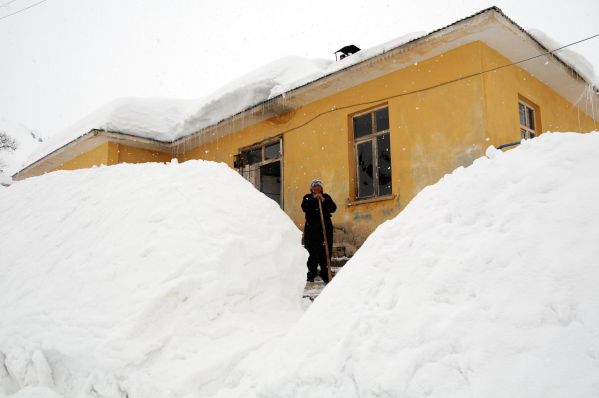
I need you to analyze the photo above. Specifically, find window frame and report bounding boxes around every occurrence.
[236,136,284,207]
[351,105,392,200]
[518,99,537,140]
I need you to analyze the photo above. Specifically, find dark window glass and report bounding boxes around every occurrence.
[377,133,392,196]
[357,141,374,198]
[353,113,372,139]
[526,107,535,129]
[264,141,280,160]
[520,128,527,139]
[375,108,389,132]
[246,148,262,165]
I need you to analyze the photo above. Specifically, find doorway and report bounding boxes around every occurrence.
[235,138,283,207]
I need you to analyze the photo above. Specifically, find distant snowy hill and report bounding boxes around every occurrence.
[0,116,45,184]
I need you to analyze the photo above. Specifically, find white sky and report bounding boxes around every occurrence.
[1,0,598,138]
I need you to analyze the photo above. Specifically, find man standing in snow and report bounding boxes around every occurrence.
[302,179,336,283]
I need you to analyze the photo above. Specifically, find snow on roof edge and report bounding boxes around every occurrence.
[175,6,597,143]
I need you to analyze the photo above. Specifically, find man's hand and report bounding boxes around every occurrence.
[313,193,324,202]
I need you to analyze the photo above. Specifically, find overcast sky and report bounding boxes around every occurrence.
[1,0,598,138]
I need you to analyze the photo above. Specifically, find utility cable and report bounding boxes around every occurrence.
[0,0,50,21]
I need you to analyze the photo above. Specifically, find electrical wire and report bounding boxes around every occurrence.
[0,0,50,21]
[274,32,599,136]
[0,0,24,8]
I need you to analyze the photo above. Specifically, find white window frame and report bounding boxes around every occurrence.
[519,100,537,140]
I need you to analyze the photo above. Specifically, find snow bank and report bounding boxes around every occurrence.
[0,160,307,398]
[223,132,599,398]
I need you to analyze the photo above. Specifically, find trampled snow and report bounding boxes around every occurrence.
[0,160,307,398]
[215,132,599,398]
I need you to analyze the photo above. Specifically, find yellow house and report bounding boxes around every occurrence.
[14,7,598,253]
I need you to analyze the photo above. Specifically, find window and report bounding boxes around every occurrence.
[352,107,392,199]
[234,139,283,207]
[519,100,537,139]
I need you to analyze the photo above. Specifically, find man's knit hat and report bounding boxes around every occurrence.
[310,179,323,189]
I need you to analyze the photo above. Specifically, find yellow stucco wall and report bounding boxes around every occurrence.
[481,45,598,141]
[117,144,173,164]
[180,42,492,244]
[52,142,115,172]
[53,142,171,172]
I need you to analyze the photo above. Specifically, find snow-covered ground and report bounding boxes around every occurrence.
[0,160,306,398]
[1,132,598,397]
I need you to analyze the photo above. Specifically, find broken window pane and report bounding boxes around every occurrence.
[354,113,372,138]
[246,148,262,165]
[264,141,280,160]
[357,141,374,198]
[375,108,389,132]
[377,133,392,196]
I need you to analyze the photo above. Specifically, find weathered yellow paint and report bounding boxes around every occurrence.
[180,42,490,244]
[52,142,172,172]
[52,142,115,172]
[49,40,597,246]
[117,144,173,164]
[481,44,598,140]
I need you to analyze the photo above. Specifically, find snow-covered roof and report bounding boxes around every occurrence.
[16,7,599,179]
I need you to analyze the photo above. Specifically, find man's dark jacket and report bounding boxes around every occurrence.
[301,193,336,248]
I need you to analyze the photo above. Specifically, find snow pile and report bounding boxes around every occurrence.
[0,117,45,184]
[529,29,599,88]
[222,132,599,398]
[0,160,307,398]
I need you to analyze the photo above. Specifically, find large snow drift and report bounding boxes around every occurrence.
[221,132,599,398]
[0,160,307,398]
